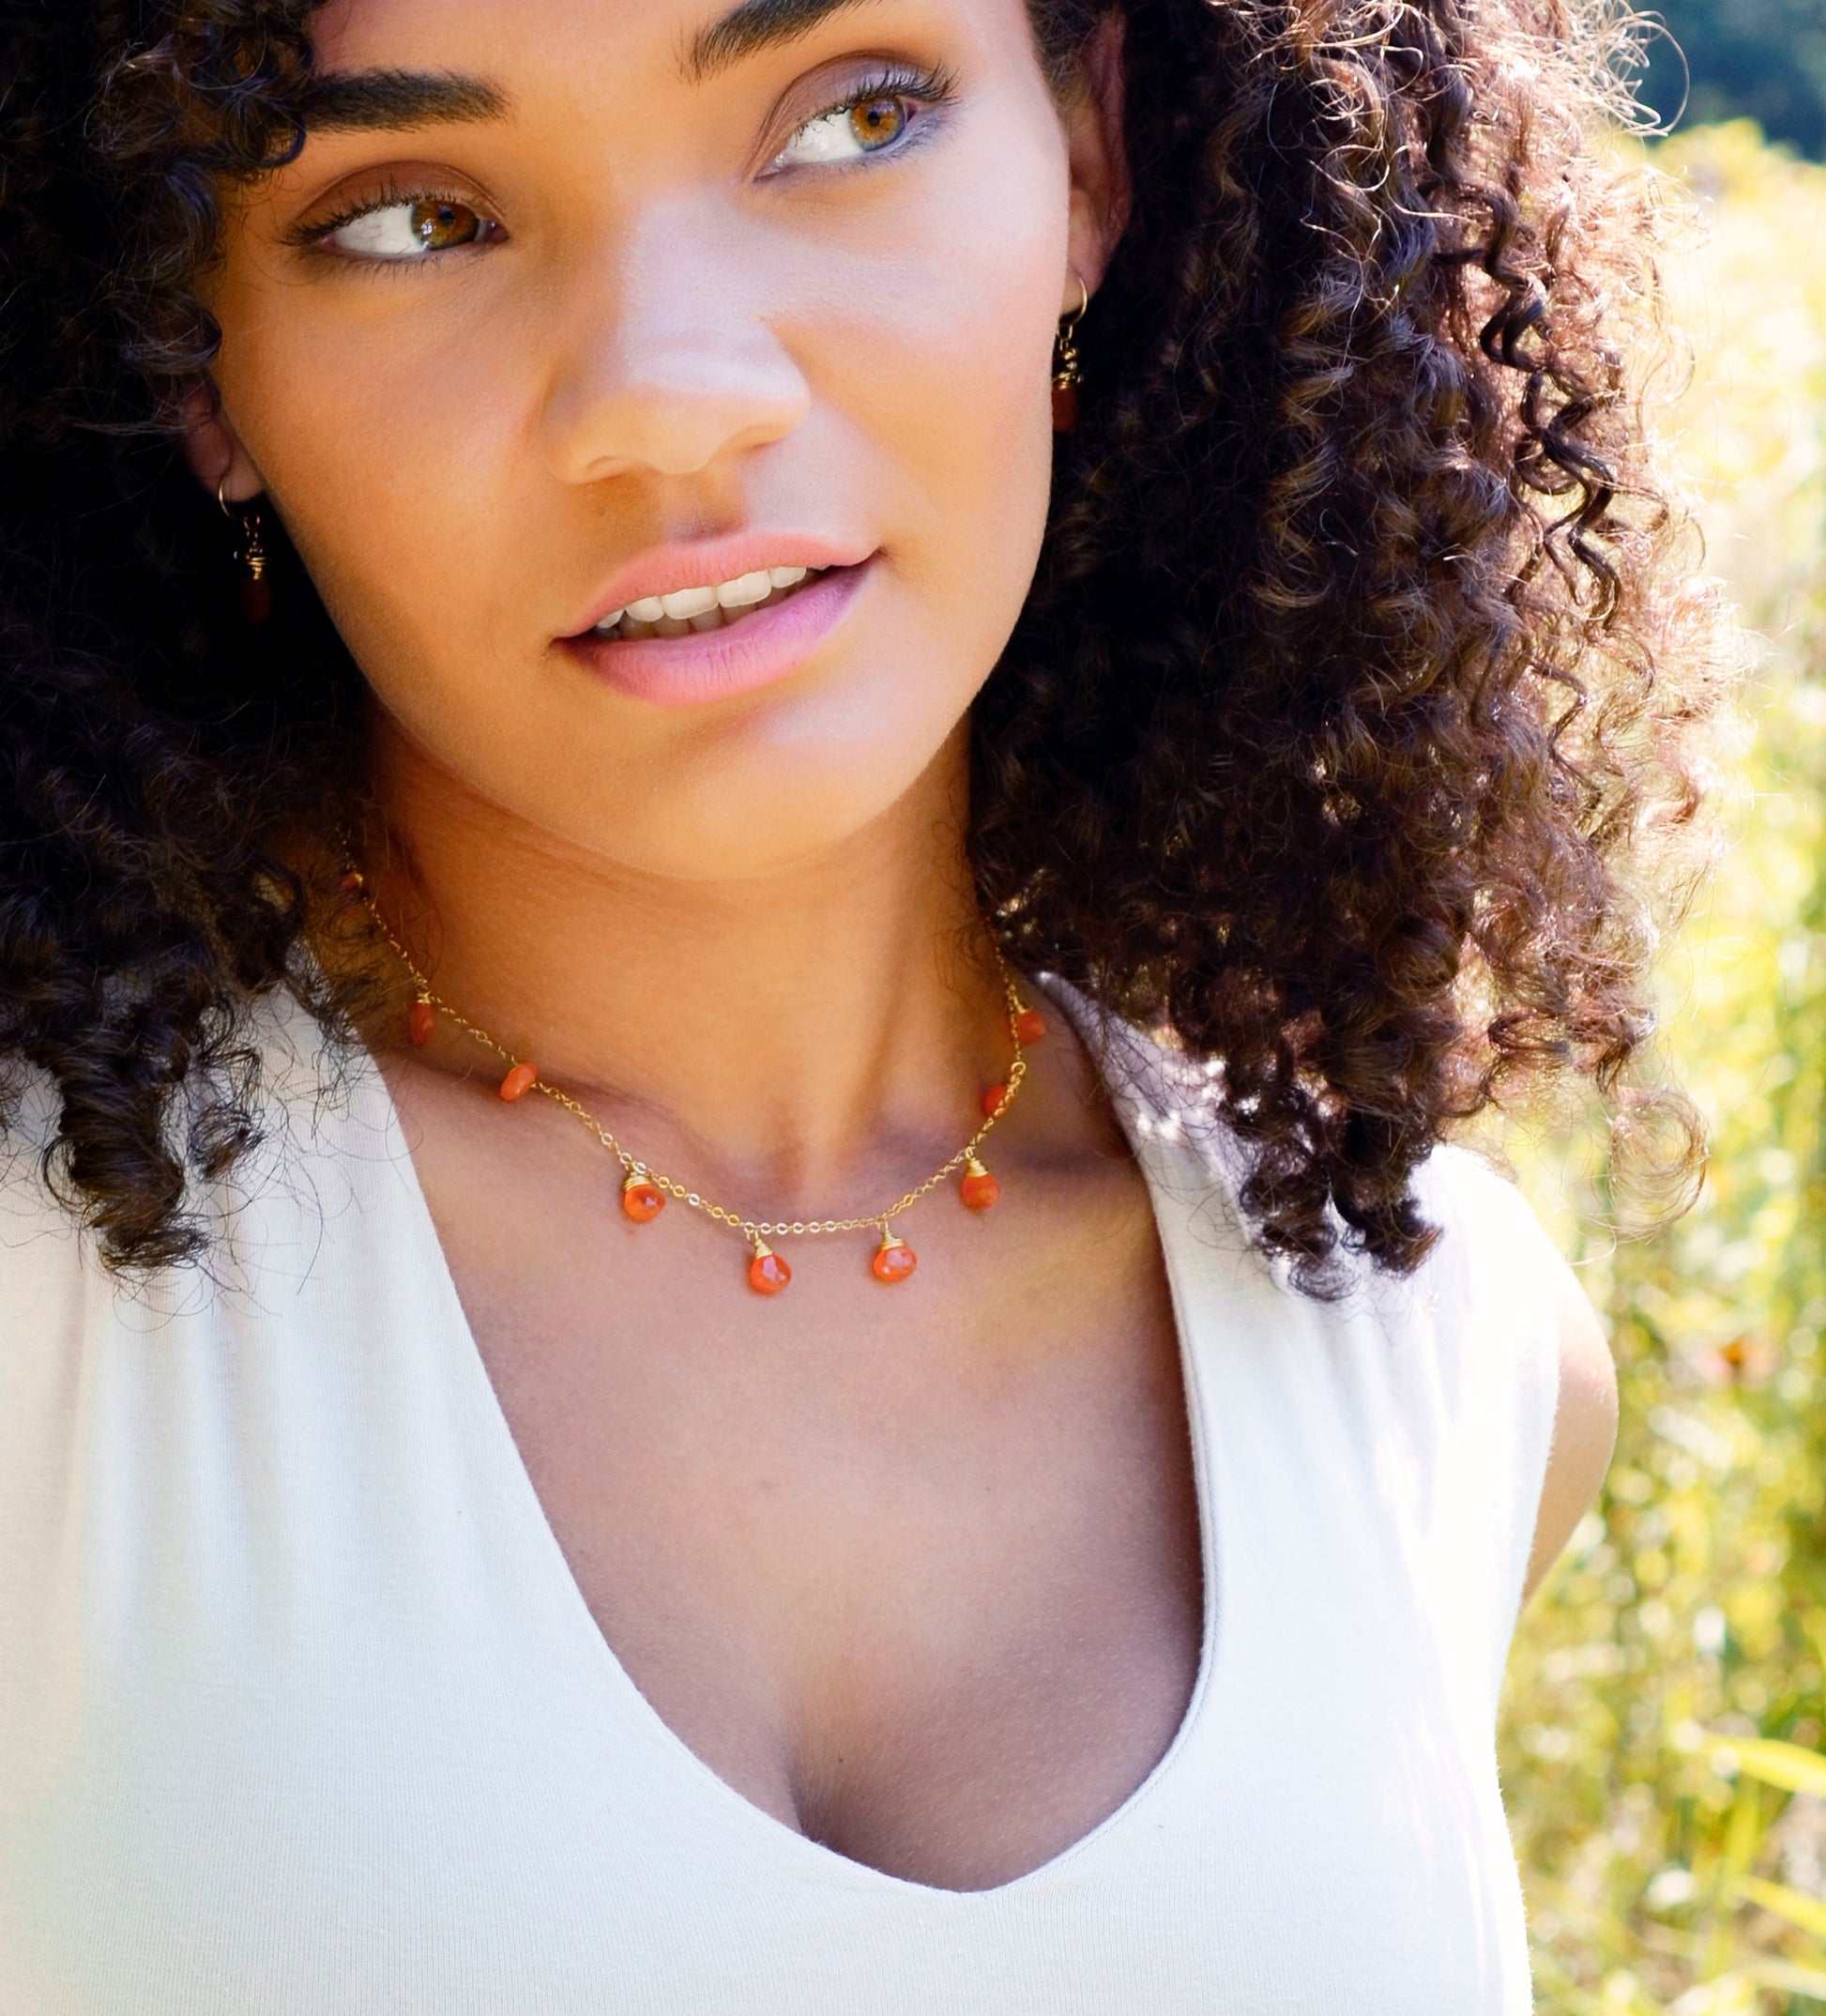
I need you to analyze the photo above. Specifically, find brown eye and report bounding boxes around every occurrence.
[409,199,484,250]
[771,79,937,172]
[846,97,906,152]
[317,193,503,262]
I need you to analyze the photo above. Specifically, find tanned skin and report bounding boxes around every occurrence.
[186,0,1612,1892]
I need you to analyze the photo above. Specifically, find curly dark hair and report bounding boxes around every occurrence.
[0,0,1721,1283]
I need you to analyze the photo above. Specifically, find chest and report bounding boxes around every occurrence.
[410,1089,1205,1892]
[0,1073,1537,2014]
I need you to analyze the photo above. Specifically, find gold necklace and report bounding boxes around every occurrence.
[350,876,1044,1295]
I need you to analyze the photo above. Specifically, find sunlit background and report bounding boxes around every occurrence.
[1496,14,1826,2007]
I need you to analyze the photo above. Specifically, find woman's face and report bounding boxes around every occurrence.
[201,0,1120,880]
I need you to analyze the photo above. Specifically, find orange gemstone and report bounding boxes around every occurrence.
[749,1246,792,1295]
[960,1161,1000,1211]
[621,1175,664,1223]
[981,1084,1008,1119]
[872,1235,918,1284]
[1015,1007,1047,1046]
[407,1000,436,1048]
[498,1061,539,1103]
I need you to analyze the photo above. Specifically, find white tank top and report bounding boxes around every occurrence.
[0,989,1557,2014]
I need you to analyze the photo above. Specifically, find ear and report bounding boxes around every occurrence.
[178,386,266,505]
[1061,11,1131,310]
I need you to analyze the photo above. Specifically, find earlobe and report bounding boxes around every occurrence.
[178,385,265,506]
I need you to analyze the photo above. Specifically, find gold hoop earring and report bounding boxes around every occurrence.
[218,477,272,624]
[1052,276,1089,435]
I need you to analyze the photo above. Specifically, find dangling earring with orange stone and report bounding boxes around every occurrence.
[219,476,272,623]
[1052,277,1088,434]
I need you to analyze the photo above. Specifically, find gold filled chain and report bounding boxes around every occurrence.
[350,875,1039,1291]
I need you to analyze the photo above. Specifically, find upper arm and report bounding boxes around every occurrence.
[1520,1252,1616,1602]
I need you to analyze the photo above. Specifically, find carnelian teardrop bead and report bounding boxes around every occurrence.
[749,1241,792,1295]
[406,999,436,1048]
[871,1231,918,1284]
[1015,1007,1047,1046]
[981,1083,1008,1119]
[960,1156,1000,1212]
[621,1171,665,1223]
[498,1061,540,1103]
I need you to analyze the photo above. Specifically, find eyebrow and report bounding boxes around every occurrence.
[686,0,880,83]
[299,69,510,133]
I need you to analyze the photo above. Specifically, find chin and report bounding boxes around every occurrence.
[557,697,968,883]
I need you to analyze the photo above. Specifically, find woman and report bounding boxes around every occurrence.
[0,0,1713,2008]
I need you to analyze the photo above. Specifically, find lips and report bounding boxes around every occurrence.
[564,533,876,642]
[559,555,875,709]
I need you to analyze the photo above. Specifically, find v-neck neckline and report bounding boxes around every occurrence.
[354,1003,1226,1905]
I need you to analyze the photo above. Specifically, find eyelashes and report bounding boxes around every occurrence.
[289,60,961,265]
[766,62,959,176]
[296,185,503,260]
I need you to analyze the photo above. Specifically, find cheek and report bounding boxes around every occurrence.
[716,173,1065,857]
[213,284,531,683]
[809,147,1070,641]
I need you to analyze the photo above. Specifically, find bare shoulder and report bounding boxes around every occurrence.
[1522,1254,1616,1601]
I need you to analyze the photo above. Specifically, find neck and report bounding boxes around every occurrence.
[360,720,1012,1213]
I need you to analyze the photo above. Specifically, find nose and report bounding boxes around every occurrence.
[539,203,812,484]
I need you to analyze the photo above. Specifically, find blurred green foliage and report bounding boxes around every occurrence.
[1639,0,1826,160]
[1499,123,1826,2014]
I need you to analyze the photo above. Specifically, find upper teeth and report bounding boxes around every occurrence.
[596,565,814,634]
